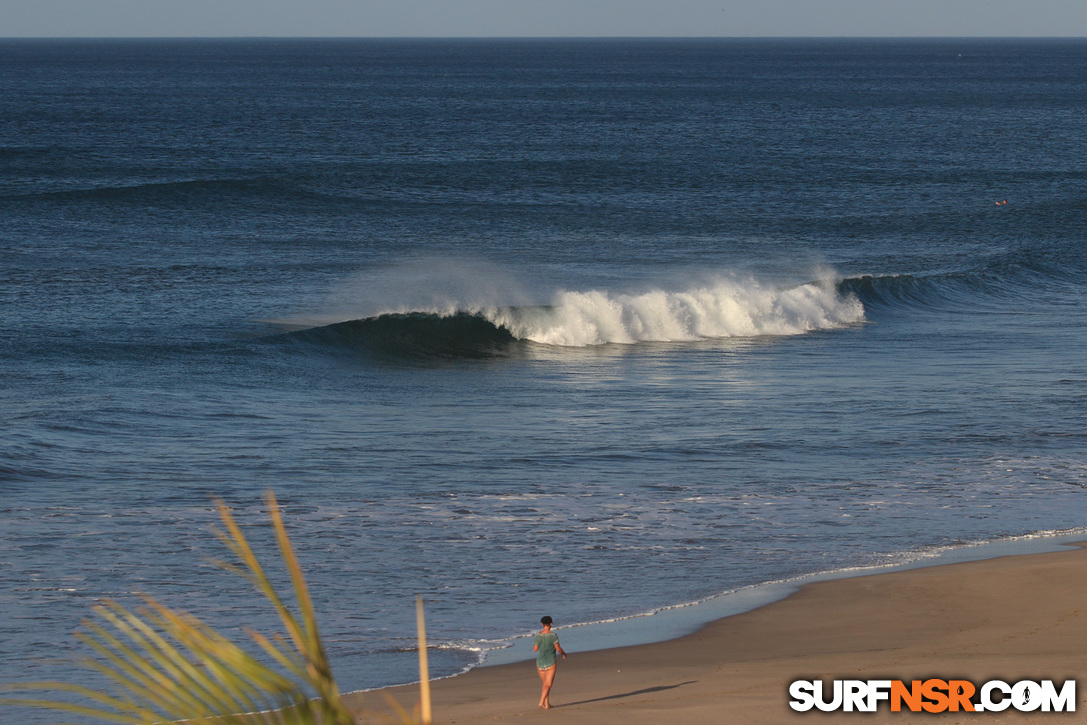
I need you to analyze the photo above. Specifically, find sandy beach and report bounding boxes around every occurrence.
[350,543,1087,723]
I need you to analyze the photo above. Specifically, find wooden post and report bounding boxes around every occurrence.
[416,597,432,725]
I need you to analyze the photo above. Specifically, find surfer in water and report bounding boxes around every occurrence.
[533,616,566,709]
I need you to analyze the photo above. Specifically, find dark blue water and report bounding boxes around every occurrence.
[3,38,1087,719]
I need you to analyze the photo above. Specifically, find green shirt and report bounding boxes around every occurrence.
[534,632,560,668]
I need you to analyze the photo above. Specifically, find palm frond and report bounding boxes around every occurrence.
[0,490,368,725]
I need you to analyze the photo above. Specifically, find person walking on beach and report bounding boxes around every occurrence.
[533,616,566,709]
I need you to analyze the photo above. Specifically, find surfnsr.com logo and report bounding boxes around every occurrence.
[789,679,1076,713]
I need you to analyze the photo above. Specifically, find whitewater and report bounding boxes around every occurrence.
[489,276,864,345]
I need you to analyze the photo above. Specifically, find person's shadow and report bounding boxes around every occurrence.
[555,681,697,708]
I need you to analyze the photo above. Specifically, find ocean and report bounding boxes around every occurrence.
[2,37,1086,719]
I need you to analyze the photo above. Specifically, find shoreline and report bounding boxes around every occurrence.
[348,533,1087,723]
[479,529,1087,669]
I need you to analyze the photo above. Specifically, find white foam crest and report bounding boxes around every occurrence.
[489,276,865,347]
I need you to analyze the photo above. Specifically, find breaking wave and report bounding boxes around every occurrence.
[488,277,864,346]
[283,275,866,357]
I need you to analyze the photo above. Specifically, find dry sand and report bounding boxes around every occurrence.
[348,543,1087,723]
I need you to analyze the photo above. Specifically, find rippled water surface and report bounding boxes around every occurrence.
[2,39,1087,719]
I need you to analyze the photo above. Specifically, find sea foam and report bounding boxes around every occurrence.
[485,276,865,347]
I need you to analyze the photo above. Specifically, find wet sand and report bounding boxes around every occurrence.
[348,542,1087,723]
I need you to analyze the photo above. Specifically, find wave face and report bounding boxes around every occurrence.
[285,275,866,355]
[838,244,1087,314]
[838,274,949,311]
[288,311,518,358]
